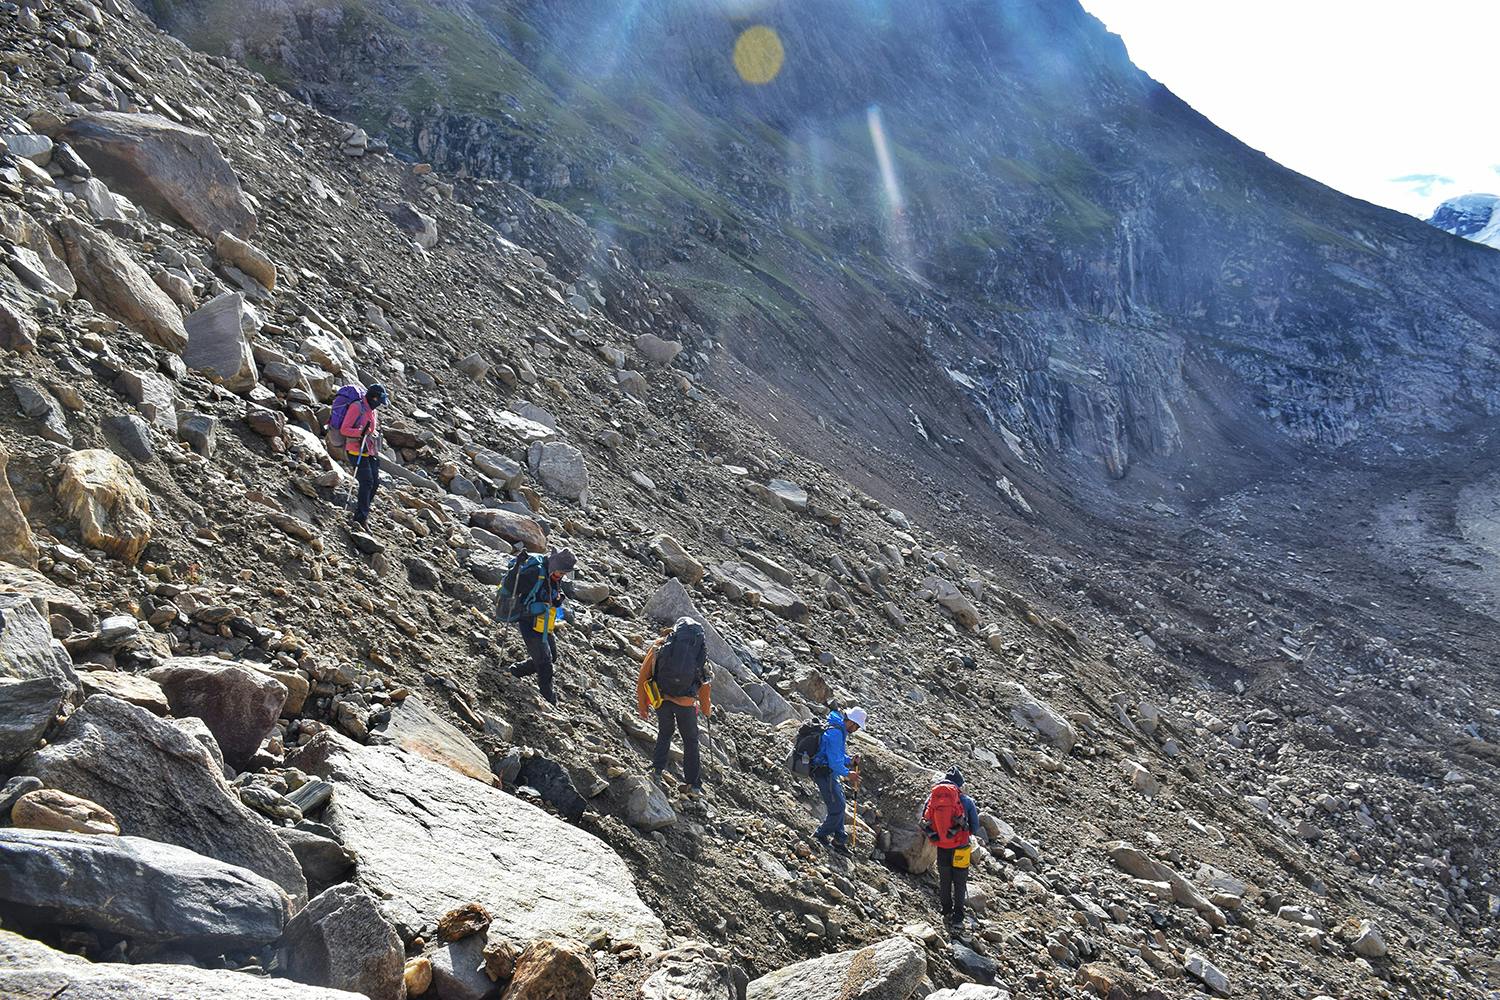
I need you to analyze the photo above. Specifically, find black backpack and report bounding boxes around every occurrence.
[496,554,546,623]
[653,620,707,698]
[788,720,829,777]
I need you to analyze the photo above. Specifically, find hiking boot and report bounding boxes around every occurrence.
[829,839,850,856]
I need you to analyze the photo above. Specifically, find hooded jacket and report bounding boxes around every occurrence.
[813,709,854,777]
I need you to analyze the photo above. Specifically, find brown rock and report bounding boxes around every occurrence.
[55,218,187,352]
[482,938,517,982]
[506,939,595,1000]
[79,670,169,713]
[0,299,38,354]
[54,449,152,564]
[469,508,546,553]
[437,901,491,942]
[213,231,276,290]
[58,112,256,239]
[0,447,39,569]
[11,788,120,835]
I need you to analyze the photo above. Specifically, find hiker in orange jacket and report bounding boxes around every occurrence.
[635,618,711,794]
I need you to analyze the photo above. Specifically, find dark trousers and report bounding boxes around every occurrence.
[511,621,557,704]
[937,846,969,923]
[813,769,846,843]
[349,453,379,523]
[652,701,701,787]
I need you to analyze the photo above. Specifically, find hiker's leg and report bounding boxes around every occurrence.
[535,641,555,704]
[937,848,954,914]
[514,622,546,677]
[953,860,969,924]
[651,704,677,774]
[813,771,838,839]
[355,455,378,522]
[679,705,701,787]
[828,776,847,842]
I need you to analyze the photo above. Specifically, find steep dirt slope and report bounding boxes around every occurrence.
[0,2,1497,999]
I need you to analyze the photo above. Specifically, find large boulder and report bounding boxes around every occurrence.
[57,112,256,239]
[526,441,588,502]
[0,928,364,999]
[289,732,664,946]
[651,535,705,585]
[146,657,288,769]
[0,447,38,568]
[999,682,1077,754]
[1106,841,1225,929]
[55,218,187,352]
[54,449,152,564]
[278,884,405,1000]
[634,333,684,366]
[746,937,925,1000]
[0,829,289,953]
[382,202,438,249]
[643,579,738,668]
[19,694,307,903]
[0,594,77,767]
[713,562,807,621]
[369,694,493,785]
[274,826,356,895]
[469,508,546,553]
[184,292,259,393]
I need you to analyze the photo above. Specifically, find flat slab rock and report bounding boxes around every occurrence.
[0,928,364,999]
[290,732,665,947]
[369,694,494,785]
[0,829,289,954]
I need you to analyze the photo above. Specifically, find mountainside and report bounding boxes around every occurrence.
[145,0,1500,500]
[2,1,1500,1000]
[1430,194,1500,250]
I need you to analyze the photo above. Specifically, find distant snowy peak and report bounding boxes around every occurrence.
[1428,193,1500,249]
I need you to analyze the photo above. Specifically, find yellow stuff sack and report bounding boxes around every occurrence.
[952,845,972,869]
[645,678,664,710]
[532,608,558,633]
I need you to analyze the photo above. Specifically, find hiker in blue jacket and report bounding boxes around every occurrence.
[812,706,868,854]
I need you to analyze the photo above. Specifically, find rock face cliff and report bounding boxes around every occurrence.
[147,0,1500,491]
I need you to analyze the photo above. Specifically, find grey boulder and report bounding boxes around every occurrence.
[0,829,288,953]
[0,593,77,767]
[0,928,364,999]
[147,657,288,769]
[184,292,259,393]
[19,694,307,903]
[279,884,405,1000]
[289,732,664,947]
[369,694,493,785]
[746,937,925,1000]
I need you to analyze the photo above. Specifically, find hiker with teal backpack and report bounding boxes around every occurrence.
[635,617,712,796]
[809,706,868,854]
[921,766,981,931]
[497,548,576,706]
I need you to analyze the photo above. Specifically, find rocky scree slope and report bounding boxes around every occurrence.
[143,0,1500,501]
[0,2,1498,1000]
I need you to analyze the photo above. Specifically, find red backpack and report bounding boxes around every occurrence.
[922,783,970,849]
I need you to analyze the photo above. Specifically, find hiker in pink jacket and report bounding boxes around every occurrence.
[338,383,387,529]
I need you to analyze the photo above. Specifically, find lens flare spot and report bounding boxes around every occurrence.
[733,25,784,85]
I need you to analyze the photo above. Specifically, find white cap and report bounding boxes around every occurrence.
[846,707,868,729]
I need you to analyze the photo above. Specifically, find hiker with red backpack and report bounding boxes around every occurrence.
[330,383,388,530]
[921,766,981,931]
[635,617,712,795]
[497,547,576,706]
[809,706,868,854]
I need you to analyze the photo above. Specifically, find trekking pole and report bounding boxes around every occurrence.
[343,451,363,517]
[849,764,860,849]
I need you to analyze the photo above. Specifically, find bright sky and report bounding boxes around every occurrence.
[1079,0,1500,219]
